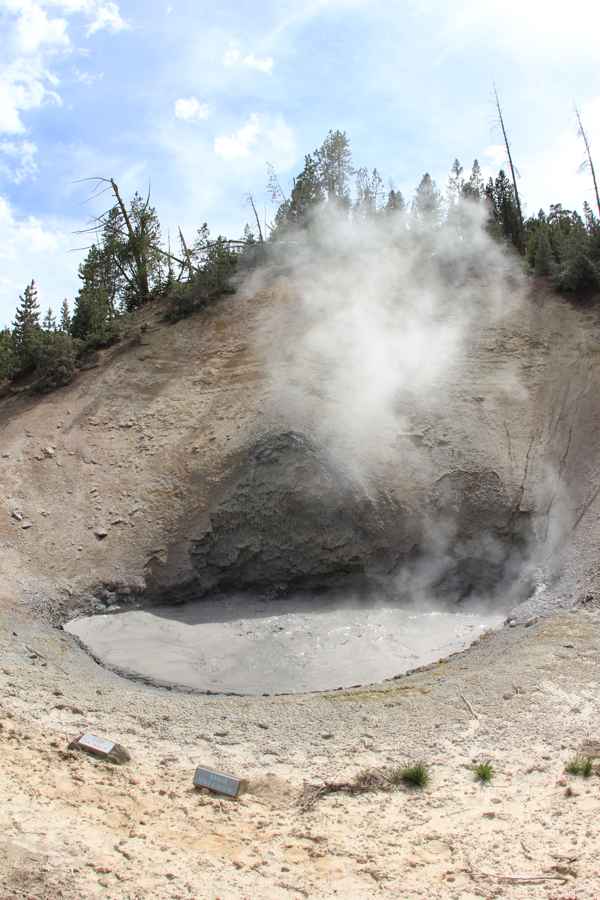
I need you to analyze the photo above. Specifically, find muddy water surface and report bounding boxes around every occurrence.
[66,596,505,694]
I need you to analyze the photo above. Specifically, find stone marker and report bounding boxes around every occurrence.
[69,733,130,765]
[193,765,246,798]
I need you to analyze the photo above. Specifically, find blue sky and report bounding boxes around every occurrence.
[1,0,599,324]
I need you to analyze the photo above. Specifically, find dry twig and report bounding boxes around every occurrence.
[460,693,479,719]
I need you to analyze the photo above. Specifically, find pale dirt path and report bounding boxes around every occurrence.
[1,602,599,899]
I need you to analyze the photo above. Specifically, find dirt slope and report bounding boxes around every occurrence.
[2,281,600,609]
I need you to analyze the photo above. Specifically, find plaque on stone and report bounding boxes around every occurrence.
[193,765,246,797]
[69,733,131,764]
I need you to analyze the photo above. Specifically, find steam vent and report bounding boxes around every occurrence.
[2,26,600,887]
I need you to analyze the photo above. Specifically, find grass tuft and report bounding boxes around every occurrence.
[391,762,430,789]
[565,755,593,778]
[473,761,494,783]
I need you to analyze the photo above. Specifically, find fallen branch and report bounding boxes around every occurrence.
[460,693,479,720]
[299,769,394,811]
[467,867,568,885]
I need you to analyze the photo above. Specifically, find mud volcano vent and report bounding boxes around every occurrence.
[66,432,535,695]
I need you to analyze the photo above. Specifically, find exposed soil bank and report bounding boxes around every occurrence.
[65,595,505,694]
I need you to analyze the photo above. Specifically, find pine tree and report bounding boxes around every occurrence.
[43,306,57,332]
[355,167,385,218]
[71,247,116,346]
[93,183,165,312]
[59,299,71,334]
[0,328,15,381]
[412,173,442,226]
[314,130,354,208]
[554,227,600,292]
[71,288,113,345]
[487,170,522,249]
[271,154,324,236]
[385,189,406,214]
[13,280,41,372]
[447,158,464,206]
[462,159,484,201]
[288,154,323,226]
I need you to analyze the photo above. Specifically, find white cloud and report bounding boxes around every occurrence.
[174,96,210,122]
[41,0,129,32]
[214,113,296,169]
[243,53,274,74]
[0,59,62,134]
[12,2,70,53]
[223,43,274,74]
[483,144,506,168]
[0,78,28,134]
[0,193,79,326]
[428,0,600,62]
[0,138,38,182]
[0,1,126,135]
[72,65,103,84]
[214,113,262,160]
[86,2,128,36]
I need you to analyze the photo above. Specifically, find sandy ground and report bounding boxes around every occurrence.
[1,599,600,899]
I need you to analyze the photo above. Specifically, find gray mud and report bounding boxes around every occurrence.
[65,595,504,694]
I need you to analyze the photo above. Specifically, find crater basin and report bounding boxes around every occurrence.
[65,595,505,695]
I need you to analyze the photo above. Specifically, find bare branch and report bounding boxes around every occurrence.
[178,227,195,278]
[266,162,288,203]
[247,193,264,243]
[575,104,600,217]
[493,85,524,245]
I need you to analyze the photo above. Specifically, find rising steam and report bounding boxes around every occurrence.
[242,199,558,608]
[248,200,527,469]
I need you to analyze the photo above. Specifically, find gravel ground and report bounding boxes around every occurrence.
[1,598,600,899]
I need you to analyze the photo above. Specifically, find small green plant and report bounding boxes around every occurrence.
[473,761,494,783]
[391,763,430,789]
[565,755,593,778]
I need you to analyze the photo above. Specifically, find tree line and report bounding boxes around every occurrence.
[1,122,599,392]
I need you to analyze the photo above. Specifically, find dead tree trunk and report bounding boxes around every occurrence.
[494,86,524,248]
[247,193,264,243]
[178,227,195,279]
[575,105,600,218]
[110,178,150,303]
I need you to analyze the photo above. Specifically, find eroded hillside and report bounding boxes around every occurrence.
[1,279,600,616]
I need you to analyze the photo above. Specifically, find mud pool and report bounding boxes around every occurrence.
[65,596,505,694]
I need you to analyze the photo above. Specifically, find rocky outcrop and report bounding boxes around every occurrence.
[189,431,414,596]
[184,433,532,604]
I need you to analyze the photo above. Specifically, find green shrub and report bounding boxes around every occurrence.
[554,233,600,292]
[0,329,17,382]
[565,756,593,778]
[164,283,203,322]
[34,332,77,392]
